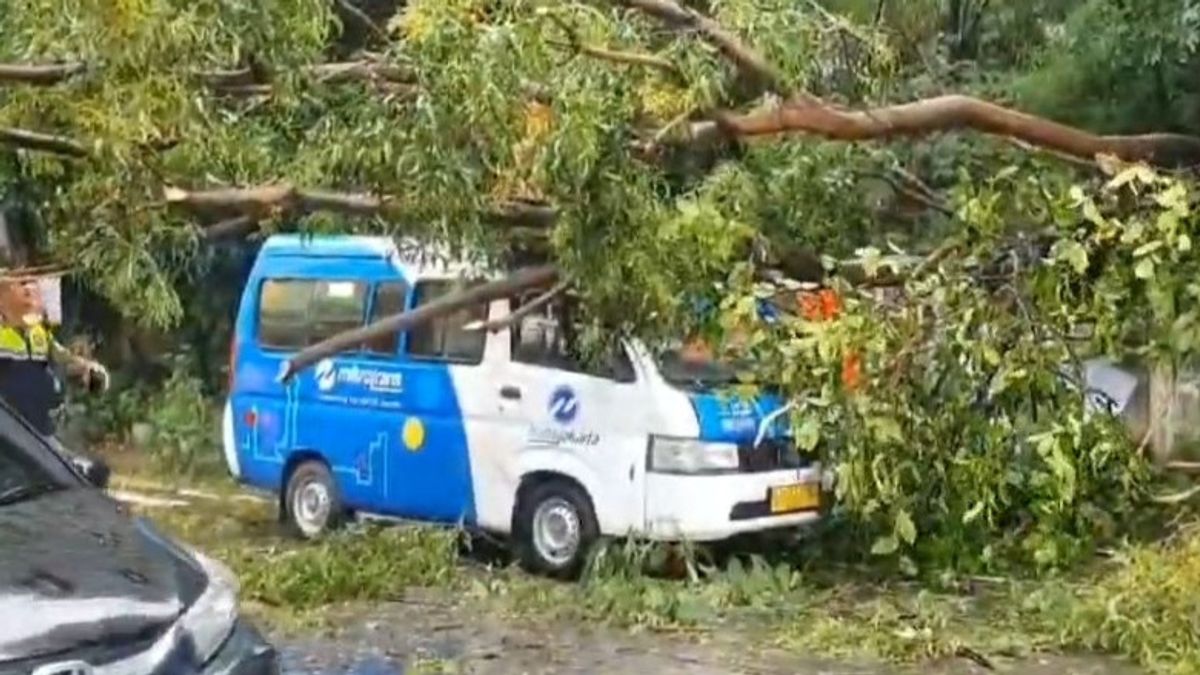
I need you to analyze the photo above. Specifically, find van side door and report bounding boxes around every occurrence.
[471,296,652,536]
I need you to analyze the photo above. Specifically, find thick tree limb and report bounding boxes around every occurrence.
[489,200,559,228]
[0,62,86,85]
[0,127,88,157]
[618,0,786,95]
[711,95,1200,169]
[201,216,259,241]
[465,279,570,333]
[282,265,561,379]
[166,184,561,228]
[198,59,415,96]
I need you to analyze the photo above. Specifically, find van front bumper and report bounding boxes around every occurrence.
[642,466,823,541]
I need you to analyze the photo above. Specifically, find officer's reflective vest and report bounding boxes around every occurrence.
[0,323,51,362]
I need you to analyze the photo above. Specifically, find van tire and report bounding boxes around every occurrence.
[513,479,599,579]
[283,460,344,539]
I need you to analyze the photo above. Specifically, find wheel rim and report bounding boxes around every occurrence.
[292,477,331,537]
[531,497,581,567]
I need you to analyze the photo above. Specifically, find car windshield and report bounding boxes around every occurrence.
[656,343,741,389]
[0,410,70,507]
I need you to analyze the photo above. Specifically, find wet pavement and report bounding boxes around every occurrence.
[270,601,1143,675]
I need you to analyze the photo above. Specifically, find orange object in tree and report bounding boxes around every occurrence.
[797,287,863,392]
[841,351,863,392]
[798,288,842,321]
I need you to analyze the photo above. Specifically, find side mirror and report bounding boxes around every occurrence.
[71,454,111,490]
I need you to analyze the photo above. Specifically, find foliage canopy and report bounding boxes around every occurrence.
[5,0,1200,574]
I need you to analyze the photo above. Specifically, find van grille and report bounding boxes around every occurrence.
[737,438,811,472]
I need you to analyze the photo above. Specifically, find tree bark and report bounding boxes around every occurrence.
[165,184,560,228]
[0,62,86,85]
[0,127,88,157]
[282,265,561,379]
[711,95,1200,168]
[466,279,569,333]
[201,216,259,241]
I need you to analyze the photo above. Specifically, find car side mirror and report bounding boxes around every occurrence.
[72,454,111,490]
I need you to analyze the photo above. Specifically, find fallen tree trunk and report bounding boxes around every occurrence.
[0,126,89,157]
[281,265,561,379]
[165,184,559,228]
[711,95,1200,169]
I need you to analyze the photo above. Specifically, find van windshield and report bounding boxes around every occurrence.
[656,344,741,389]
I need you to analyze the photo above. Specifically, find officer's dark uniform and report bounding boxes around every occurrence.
[0,322,61,435]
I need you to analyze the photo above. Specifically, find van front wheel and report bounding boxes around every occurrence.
[514,480,598,578]
[284,460,343,539]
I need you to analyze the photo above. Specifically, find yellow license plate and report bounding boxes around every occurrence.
[769,483,820,513]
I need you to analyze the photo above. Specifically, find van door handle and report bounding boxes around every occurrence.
[500,385,522,400]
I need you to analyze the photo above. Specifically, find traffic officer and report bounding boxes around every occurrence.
[0,271,109,437]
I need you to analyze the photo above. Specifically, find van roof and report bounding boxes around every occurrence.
[260,234,398,259]
[258,234,498,279]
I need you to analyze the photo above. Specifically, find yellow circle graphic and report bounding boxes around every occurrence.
[402,417,426,452]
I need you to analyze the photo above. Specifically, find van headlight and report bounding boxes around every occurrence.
[181,551,239,664]
[648,436,740,474]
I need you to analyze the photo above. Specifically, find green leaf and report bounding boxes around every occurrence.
[796,418,821,451]
[871,535,899,556]
[1057,241,1089,275]
[1135,258,1156,280]
[962,500,986,524]
[1081,199,1106,227]
[894,510,917,545]
[1105,164,1156,191]
[1133,240,1164,257]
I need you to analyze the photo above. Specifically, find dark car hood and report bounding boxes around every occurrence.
[0,488,195,662]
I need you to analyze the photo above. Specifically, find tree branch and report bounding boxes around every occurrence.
[282,265,562,379]
[546,13,683,80]
[335,0,390,43]
[711,95,1200,169]
[0,62,86,85]
[868,167,952,215]
[465,279,570,333]
[548,38,684,80]
[201,216,259,241]
[165,184,560,228]
[197,59,416,95]
[0,127,88,157]
[618,0,787,96]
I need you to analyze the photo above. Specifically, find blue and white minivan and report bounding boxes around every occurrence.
[223,235,822,576]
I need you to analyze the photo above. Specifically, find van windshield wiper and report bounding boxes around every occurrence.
[0,482,62,506]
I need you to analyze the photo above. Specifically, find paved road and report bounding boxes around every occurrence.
[271,602,1141,675]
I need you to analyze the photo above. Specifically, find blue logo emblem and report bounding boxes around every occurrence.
[548,385,579,424]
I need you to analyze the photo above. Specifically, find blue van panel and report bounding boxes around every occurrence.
[228,236,477,525]
[689,391,790,444]
[259,234,397,259]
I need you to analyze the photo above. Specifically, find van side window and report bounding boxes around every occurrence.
[258,280,313,349]
[257,278,368,350]
[508,296,635,383]
[363,282,408,355]
[407,279,487,363]
[310,281,368,343]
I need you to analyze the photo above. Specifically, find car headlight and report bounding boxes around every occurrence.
[180,550,239,665]
[648,436,739,474]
